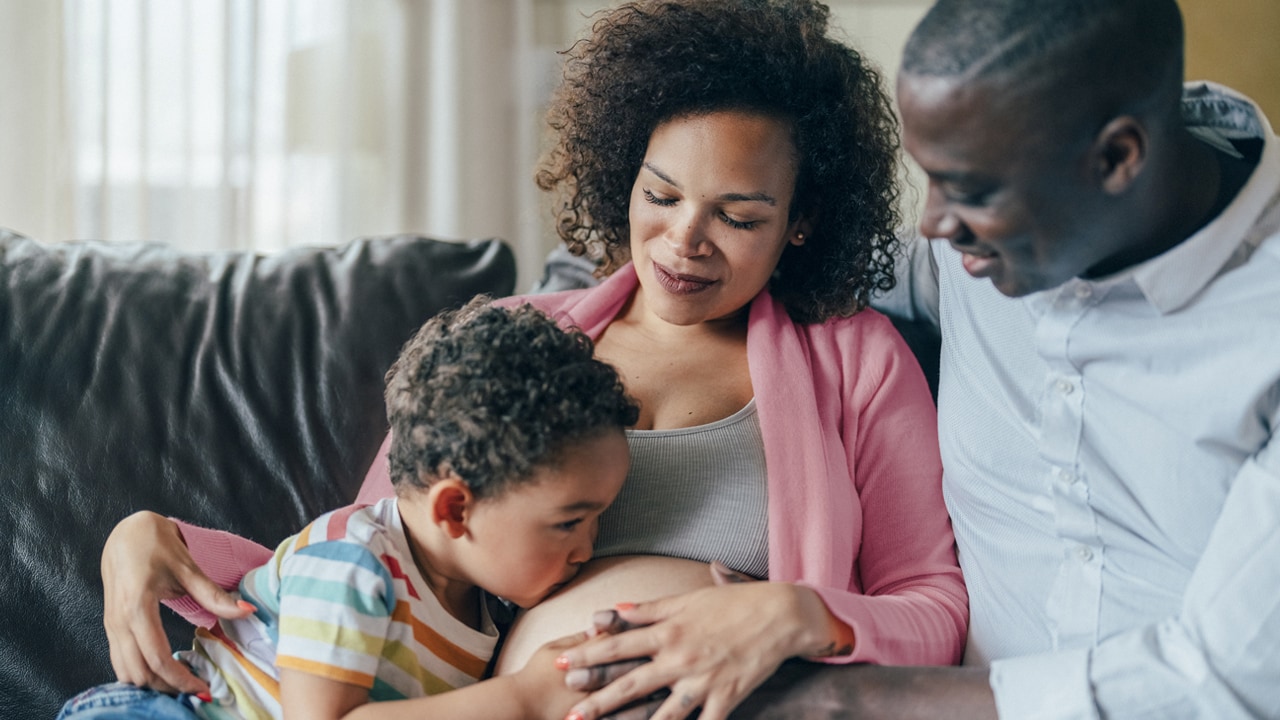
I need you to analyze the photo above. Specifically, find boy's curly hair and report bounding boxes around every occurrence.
[536,0,902,323]
[384,297,639,499]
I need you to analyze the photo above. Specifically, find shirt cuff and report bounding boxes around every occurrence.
[989,648,1098,720]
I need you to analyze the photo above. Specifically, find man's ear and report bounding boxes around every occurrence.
[427,476,474,539]
[1092,116,1147,195]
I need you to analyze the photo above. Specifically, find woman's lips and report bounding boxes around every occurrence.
[652,262,716,295]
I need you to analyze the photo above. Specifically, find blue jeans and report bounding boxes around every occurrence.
[57,682,202,719]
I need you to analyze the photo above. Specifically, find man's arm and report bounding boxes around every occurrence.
[991,435,1280,719]
[735,444,1280,720]
[573,607,994,720]
[731,662,995,720]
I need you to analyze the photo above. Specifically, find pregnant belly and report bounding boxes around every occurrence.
[493,554,716,674]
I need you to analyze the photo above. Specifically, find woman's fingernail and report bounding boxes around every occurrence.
[564,711,586,720]
[195,691,213,702]
[555,654,571,670]
[565,668,590,690]
[615,601,636,611]
[236,600,255,613]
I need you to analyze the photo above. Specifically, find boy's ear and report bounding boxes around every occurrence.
[427,476,474,539]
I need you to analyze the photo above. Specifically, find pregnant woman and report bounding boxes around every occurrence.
[101,2,966,719]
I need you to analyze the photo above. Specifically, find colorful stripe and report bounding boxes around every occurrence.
[323,504,366,542]
[382,554,422,600]
[203,625,281,701]
[275,655,376,688]
[391,600,489,678]
[182,499,496,718]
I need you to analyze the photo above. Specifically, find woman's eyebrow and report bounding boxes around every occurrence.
[642,162,777,206]
[642,161,680,187]
[719,190,776,206]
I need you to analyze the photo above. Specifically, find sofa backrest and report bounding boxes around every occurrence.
[0,229,516,720]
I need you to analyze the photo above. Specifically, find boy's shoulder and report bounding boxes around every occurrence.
[281,498,405,566]
[265,499,424,609]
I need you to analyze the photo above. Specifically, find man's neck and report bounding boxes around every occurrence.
[1162,129,1256,248]
[1086,130,1256,280]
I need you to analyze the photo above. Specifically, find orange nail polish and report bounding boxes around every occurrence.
[565,712,586,720]
[555,654,571,670]
[236,600,255,613]
[615,601,636,611]
[195,691,213,703]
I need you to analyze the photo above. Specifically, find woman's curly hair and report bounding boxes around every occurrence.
[384,297,639,499]
[536,0,902,323]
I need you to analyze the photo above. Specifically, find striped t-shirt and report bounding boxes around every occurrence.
[180,498,498,719]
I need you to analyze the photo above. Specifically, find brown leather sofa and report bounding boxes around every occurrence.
[0,228,940,720]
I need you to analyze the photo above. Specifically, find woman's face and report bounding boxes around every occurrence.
[628,111,806,326]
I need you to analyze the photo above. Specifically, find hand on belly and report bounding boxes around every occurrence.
[494,555,716,675]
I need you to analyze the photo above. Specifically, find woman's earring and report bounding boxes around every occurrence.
[795,231,806,244]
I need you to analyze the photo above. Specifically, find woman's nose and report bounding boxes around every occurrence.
[666,217,711,257]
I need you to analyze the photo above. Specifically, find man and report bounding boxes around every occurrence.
[818,0,1278,717]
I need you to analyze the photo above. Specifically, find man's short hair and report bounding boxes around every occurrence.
[903,0,1182,78]
[902,0,1184,123]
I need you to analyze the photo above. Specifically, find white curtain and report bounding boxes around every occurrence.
[0,0,929,290]
[0,0,560,290]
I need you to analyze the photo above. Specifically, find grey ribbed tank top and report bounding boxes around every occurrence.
[592,399,769,579]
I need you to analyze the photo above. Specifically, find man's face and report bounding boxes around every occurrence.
[898,72,1110,297]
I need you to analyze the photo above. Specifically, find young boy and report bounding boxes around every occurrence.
[60,299,637,720]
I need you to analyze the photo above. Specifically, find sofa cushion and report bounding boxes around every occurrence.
[0,229,515,720]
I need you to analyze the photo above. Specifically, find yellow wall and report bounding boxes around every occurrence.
[1181,0,1280,119]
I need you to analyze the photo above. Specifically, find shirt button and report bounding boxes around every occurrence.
[1075,284,1093,299]
[1056,379,1075,395]
[1056,468,1076,485]
[1076,545,1094,562]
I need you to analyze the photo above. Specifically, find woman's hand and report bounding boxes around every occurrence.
[556,568,840,720]
[101,511,251,694]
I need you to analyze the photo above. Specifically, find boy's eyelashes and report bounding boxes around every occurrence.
[554,518,585,532]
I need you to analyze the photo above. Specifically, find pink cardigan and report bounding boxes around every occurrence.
[176,265,966,665]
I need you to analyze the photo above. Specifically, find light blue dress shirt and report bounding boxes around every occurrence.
[878,83,1280,719]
